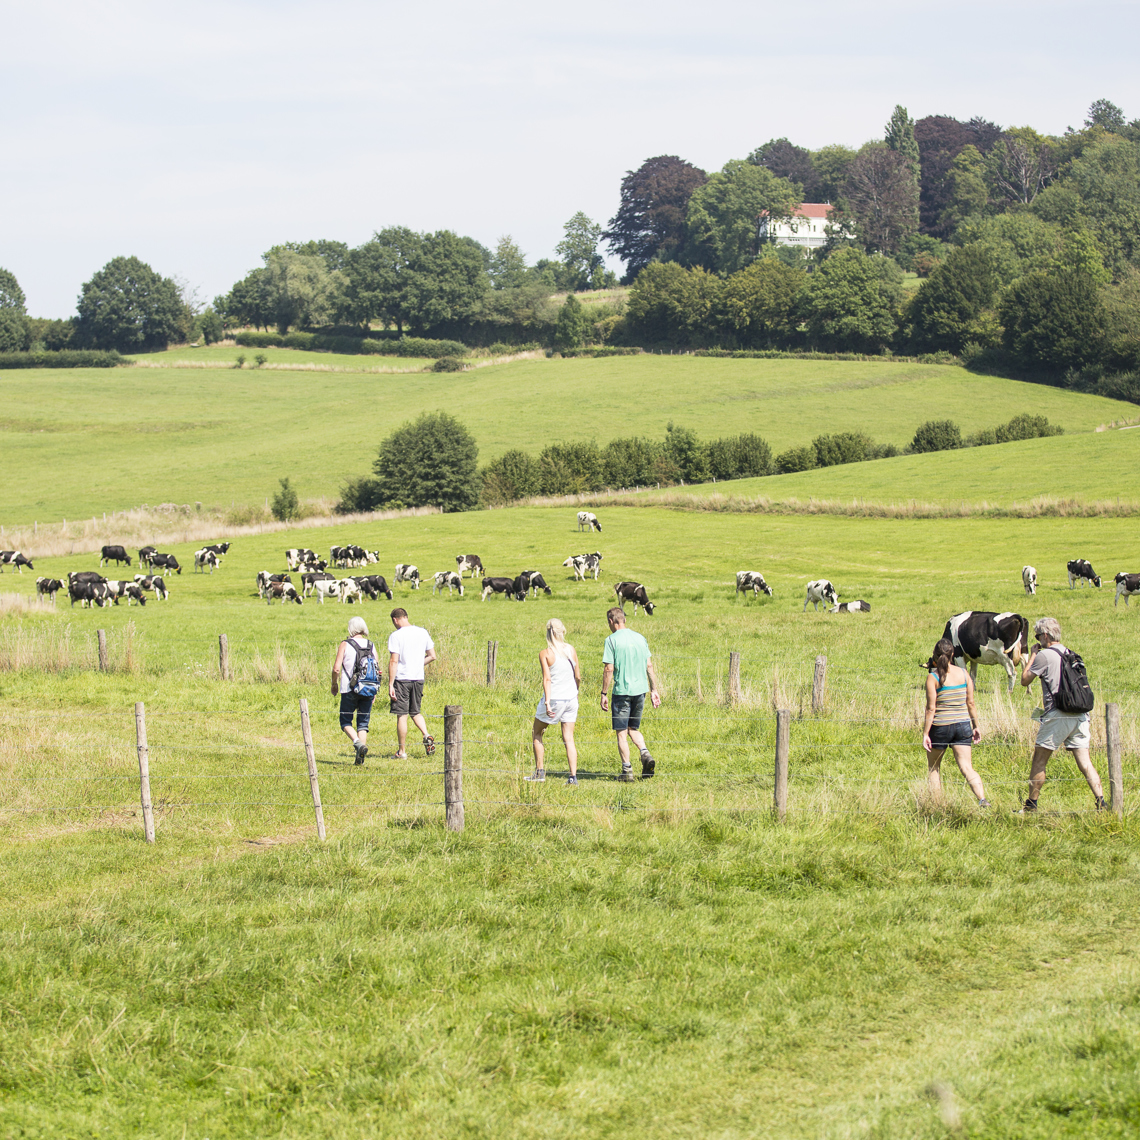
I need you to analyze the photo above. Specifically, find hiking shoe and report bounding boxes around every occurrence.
[566,776,578,786]
[1096,795,1108,811]
[423,735,436,757]
[354,741,368,765]
[640,748,655,778]
[618,762,635,783]
[525,769,545,782]
[977,798,989,808]
[1017,798,1038,814]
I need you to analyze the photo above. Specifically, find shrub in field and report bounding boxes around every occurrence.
[910,419,962,452]
[812,432,875,467]
[433,356,465,372]
[270,477,299,521]
[371,411,480,512]
[995,413,1064,443]
[776,445,818,473]
[481,449,542,505]
[334,476,383,514]
[552,294,588,352]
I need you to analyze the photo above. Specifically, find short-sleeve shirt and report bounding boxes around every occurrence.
[1029,644,1067,714]
[339,636,380,695]
[388,624,434,681]
[603,627,651,696]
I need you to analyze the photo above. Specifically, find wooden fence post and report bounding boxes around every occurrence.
[135,702,155,843]
[486,641,498,687]
[97,629,108,672]
[728,651,741,706]
[444,705,464,832]
[811,655,827,713]
[299,698,326,841]
[1106,702,1124,818]
[218,633,230,681]
[774,708,789,821]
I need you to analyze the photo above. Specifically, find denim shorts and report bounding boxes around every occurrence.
[611,692,646,733]
[340,691,375,732]
[928,720,972,747]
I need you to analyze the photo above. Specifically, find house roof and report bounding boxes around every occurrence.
[759,203,834,219]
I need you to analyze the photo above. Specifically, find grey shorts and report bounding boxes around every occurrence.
[1035,711,1091,751]
[390,679,424,717]
[611,692,646,733]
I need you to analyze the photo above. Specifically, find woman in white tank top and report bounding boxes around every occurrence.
[527,618,582,785]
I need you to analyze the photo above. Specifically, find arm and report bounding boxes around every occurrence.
[569,646,581,691]
[424,645,437,667]
[964,671,980,743]
[600,663,614,711]
[331,641,347,696]
[539,648,554,711]
[922,674,937,749]
[646,658,661,708]
[388,651,399,700]
[1020,646,1039,688]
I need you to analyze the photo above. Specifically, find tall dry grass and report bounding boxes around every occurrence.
[0,621,141,674]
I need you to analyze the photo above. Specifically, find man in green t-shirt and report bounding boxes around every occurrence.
[600,606,661,781]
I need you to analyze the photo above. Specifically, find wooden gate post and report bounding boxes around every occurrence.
[444,705,465,832]
[299,698,326,840]
[728,651,741,706]
[811,655,828,713]
[97,629,108,672]
[486,641,498,686]
[218,633,230,681]
[1106,702,1124,818]
[774,708,789,821]
[135,702,155,843]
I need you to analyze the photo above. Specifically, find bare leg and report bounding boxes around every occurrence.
[342,723,359,747]
[411,712,429,740]
[1028,745,1052,801]
[949,744,986,802]
[395,715,409,757]
[926,746,946,798]
[615,729,631,766]
[561,721,578,778]
[627,727,647,755]
[531,718,547,772]
[1070,747,1104,799]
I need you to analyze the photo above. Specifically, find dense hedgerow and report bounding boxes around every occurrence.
[233,331,467,357]
[0,349,124,369]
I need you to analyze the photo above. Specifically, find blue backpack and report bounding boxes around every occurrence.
[349,639,380,698]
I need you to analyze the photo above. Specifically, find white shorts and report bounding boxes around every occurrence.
[1035,710,1091,751]
[535,696,578,725]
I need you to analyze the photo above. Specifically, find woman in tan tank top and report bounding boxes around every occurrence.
[922,637,988,806]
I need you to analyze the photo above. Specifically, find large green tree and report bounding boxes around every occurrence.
[1000,266,1107,372]
[75,256,184,352]
[372,412,480,512]
[489,235,528,290]
[263,248,340,333]
[556,212,609,291]
[845,143,919,255]
[0,267,29,352]
[803,247,901,352]
[748,138,817,199]
[716,256,806,347]
[906,244,1001,352]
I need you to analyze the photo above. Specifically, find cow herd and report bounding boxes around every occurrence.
[1020,559,1140,607]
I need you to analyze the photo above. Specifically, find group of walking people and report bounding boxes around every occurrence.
[923,616,1108,811]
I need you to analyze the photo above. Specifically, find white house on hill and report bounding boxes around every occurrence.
[757,203,835,250]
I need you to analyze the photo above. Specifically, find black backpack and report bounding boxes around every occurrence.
[1048,647,1095,714]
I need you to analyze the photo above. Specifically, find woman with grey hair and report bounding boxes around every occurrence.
[331,615,382,764]
[526,618,582,785]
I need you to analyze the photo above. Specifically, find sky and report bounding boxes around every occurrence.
[3,0,1138,318]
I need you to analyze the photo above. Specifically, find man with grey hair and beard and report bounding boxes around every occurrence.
[1018,616,1107,812]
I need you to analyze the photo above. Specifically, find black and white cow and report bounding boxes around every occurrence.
[35,577,64,603]
[341,545,368,568]
[943,611,1029,692]
[519,570,551,597]
[1114,573,1140,607]
[286,548,317,571]
[149,553,181,576]
[266,581,302,605]
[563,552,603,581]
[133,574,169,600]
[457,554,484,579]
[310,579,341,603]
[395,564,421,589]
[1022,566,1037,595]
[338,578,364,604]
[301,571,335,597]
[108,582,147,606]
[69,571,106,587]
[69,579,111,608]
[614,581,655,615]
[804,580,839,612]
[103,579,133,604]
[348,576,381,601]
[735,571,773,598]
[194,548,219,573]
[481,576,524,601]
[354,574,393,601]
[100,545,131,567]
[833,600,871,613]
[256,571,292,597]
[432,571,465,597]
[0,551,33,573]
[202,543,230,558]
[1067,559,1101,588]
[138,546,157,568]
[577,511,602,532]
[329,545,344,567]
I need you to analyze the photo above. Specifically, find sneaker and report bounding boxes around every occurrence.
[525,769,545,782]
[1096,795,1108,811]
[423,735,436,757]
[640,748,655,778]
[977,798,989,808]
[566,776,578,786]
[618,762,635,783]
[1017,798,1038,814]
[354,741,368,765]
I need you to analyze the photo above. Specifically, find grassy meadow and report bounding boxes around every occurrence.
[3,353,1138,525]
[2,356,1140,1136]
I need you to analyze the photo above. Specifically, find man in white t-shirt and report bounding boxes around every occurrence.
[387,608,437,759]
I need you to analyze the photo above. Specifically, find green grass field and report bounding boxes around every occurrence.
[2,359,1139,1136]
[3,355,1136,525]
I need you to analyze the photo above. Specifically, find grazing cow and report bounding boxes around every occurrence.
[735,571,773,598]
[348,576,380,601]
[133,574,169,600]
[804,580,839,612]
[481,576,524,601]
[354,574,393,601]
[202,543,230,558]
[121,584,147,606]
[577,511,602,533]
[1022,566,1037,595]
[193,548,219,573]
[138,546,157,568]
[0,551,33,573]
[613,581,655,615]
[456,554,484,579]
[1067,559,1101,588]
[332,544,367,568]
[69,579,112,608]
[365,550,379,564]
[35,577,64,603]
[563,552,603,581]
[329,545,344,566]
[432,571,465,597]
[833,600,871,613]
[266,581,302,605]
[149,553,181,576]
[338,578,364,604]
[286,548,316,571]
[519,570,551,597]
[256,571,292,597]
[100,545,131,567]
[312,579,341,603]
[943,610,1029,692]
[68,571,107,586]
[301,570,335,597]
[1114,572,1140,607]
[394,564,421,589]
[103,579,132,604]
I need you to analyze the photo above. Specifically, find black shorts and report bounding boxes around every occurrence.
[390,679,424,717]
[611,692,646,733]
[339,692,375,732]
[929,720,972,747]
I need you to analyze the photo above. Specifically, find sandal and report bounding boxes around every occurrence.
[423,735,436,756]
